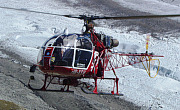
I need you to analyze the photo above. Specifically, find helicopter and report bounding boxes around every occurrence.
[1,6,180,95]
[28,14,166,95]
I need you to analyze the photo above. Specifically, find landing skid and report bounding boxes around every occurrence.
[81,87,123,96]
[28,84,74,92]
[28,75,123,95]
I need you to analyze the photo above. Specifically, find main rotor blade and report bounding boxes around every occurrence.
[97,14,180,20]
[1,6,180,20]
[0,6,70,17]
[66,14,180,20]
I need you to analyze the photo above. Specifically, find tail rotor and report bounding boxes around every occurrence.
[142,35,160,78]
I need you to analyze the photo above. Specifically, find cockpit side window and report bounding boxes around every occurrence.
[74,50,92,68]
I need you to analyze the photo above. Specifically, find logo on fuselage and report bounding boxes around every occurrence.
[71,69,86,74]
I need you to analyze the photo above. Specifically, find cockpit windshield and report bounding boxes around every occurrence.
[37,34,93,69]
[52,35,76,47]
[76,38,92,50]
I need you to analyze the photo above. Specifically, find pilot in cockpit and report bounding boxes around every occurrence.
[51,37,64,65]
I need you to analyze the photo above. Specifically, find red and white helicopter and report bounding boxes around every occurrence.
[28,14,168,95]
[2,6,178,95]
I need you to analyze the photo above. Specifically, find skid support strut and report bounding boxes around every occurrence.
[111,77,119,95]
[93,77,98,94]
[41,74,48,90]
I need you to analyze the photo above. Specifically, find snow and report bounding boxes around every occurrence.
[0,51,9,58]
[112,0,180,22]
[0,0,180,109]
[113,0,180,15]
[116,67,180,109]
